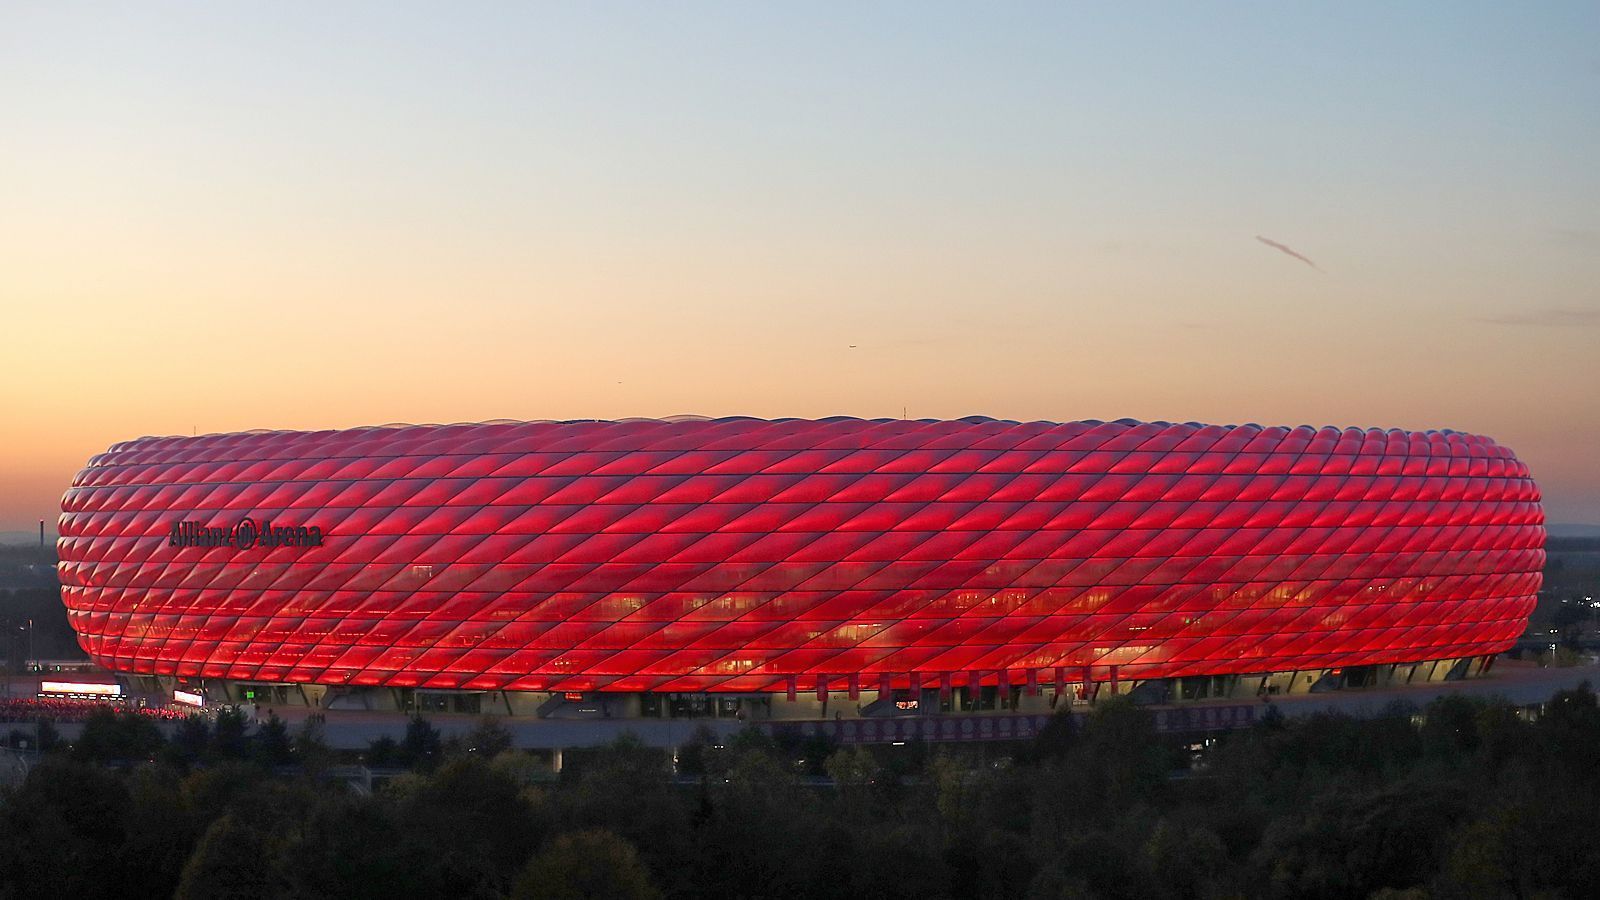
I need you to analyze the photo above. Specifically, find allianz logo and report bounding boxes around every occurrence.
[167,517,326,549]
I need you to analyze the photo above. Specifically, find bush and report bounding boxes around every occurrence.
[511,829,660,900]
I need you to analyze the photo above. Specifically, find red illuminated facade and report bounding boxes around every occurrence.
[57,417,1543,694]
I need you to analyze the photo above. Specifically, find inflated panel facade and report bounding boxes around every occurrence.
[57,418,1543,693]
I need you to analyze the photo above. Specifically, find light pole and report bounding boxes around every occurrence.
[3,623,16,699]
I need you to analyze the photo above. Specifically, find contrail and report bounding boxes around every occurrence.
[1255,235,1322,271]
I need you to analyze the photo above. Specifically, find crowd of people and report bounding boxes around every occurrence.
[0,696,192,723]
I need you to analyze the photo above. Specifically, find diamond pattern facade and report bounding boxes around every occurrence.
[57,417,1543,693]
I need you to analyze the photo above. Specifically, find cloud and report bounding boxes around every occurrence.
[1475,307,1600,327]
[1255,235,1322,271]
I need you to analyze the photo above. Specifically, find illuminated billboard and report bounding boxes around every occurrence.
[41,681,122,697]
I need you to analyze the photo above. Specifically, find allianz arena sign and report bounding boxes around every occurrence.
[167,517,326,549]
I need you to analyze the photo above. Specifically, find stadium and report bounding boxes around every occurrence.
[56,417,1543,723]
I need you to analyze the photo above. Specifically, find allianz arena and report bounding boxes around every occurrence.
[57,417,1542,717]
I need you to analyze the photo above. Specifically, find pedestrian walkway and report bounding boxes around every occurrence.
[245,661,1600,751]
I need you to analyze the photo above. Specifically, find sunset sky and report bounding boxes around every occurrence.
[2,3,1597,533]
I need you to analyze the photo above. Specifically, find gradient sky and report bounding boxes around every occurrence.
[2,2,1598,533]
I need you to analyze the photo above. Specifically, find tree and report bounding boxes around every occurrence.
[925,753,976,837]
[1077,696,1171,813]
[824,745,880,790]
[688,745,821,898]
[34,717,62,753]
[1028,827,1138,900]
[1437,811,1525,899]
[826,746,881,823]
[558,735,690,894]
[176,780,337,900]
[511,829,661,900]
[73,709,164,763]
[285,793,419,900]
[721,746,800,815]
[674,724,719,777]
[464,716,514,759]
[252,713,294,767]
[1140,817,1227,900]
[366,735,400,768]
[401,715,443,770]
[491,750,551,790]
[1541,682,1600,734]
[294,718,335,774]
[385,757,546,897]
[209,707,249,760]
[1473,699,1527,773]
[1533,682,1600,790]
[0,757,133,900]
[115,766,198,899]
[180,761,266,826]
[725,723,777,757]
[1549,602,1588,648]
[166,714,211,768]
[1019,706,1078,764]
[1247,779,1470,900]
[175,811,284,900]
[1025,862,1102,900]
[1420,694,1483,758]
[798,729,838,777]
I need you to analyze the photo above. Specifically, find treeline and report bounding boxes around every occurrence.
[5,689,1600,899]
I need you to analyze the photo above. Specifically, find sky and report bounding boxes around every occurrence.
[2,2,1597,533]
